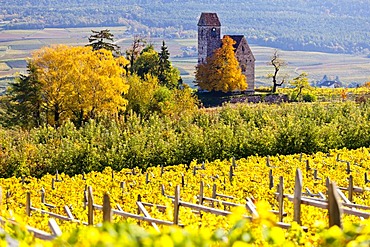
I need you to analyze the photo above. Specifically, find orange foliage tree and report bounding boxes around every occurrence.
[196,36,247,93]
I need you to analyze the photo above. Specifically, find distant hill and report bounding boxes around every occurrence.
[1,0,369,54]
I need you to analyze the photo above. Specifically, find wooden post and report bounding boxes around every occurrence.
[278,176,284,222]
[26,192,31,217]
[348,175,353,202]
[103,193,112,223]
[181,174,185,187]
[87,186,94,225]
[161,165,164,177]
[51,178,55,190]
[212,184,217,207]
[266,155,270,167]
[199,181,204,205]
[41,187,45,204]
[328,181,343,229]
[56,170,60,182]
[229,166,233,184]
[305,160,311,177]
[173,185,180,225]
[269,169,274,190]
[120,181,125,193]
[137,194,142,215]
[299,153,302,162]
[146,173,149,184]
[232,157,236,169]
[293,169,303,225]
[346,162,351,174]
[193,166,197,176]
[314,169,322,180]
[365,172,370,184]
[161,184,165,196]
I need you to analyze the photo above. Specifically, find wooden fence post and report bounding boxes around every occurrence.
[103,193,112,223]
[26,192,31,217]
[305,160,311,176]
[328,181,342,229]
[278,176,284,222]
[199,181,204,205]
[181,174,185,187]
[229,166,234,184]
[51,178,55,190]
[348,175,353,202]
[269,169,274,190]
[346,162,351,174]
[293,169,302,225]
[146,173,150,184]
[173,185,180,225]
[41,187,45,204]
[120,181,125,193]
[87,186,94,225]
[365,172,370,184]
[266,155,271,167]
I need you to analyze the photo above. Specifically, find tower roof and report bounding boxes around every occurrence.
[198,13,221,26]
[226,35,244,50]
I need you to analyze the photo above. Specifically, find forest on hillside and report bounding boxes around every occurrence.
[0,0,369,54]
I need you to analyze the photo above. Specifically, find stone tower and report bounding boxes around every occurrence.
[197,13,221,64]
[197,12,255,93]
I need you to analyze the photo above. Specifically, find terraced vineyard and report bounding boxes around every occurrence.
[2,147,370,245]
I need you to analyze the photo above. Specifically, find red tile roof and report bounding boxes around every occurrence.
[198,13,221,26]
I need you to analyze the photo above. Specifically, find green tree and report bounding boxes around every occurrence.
[196,36,246,92]
[290,72,310,101]
[4,63,43,128]
[86,29,120,56]
[158,41,179,89]
[132,45,159,79]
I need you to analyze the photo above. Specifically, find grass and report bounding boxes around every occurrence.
[0,27,369,92]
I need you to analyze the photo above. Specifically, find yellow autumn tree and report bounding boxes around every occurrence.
[31,45,129,126]
[196,36,247,93]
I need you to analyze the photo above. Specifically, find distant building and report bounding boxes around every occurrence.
[316,75,343,88]
[197,13,255,92]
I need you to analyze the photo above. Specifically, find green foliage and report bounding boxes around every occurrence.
[132,42,180,89]
[1,63,42,128]
[86,29,120,56]
[302,93,317,102]
[1,102,370,177]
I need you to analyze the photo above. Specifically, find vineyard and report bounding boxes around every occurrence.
[1,147,370,246]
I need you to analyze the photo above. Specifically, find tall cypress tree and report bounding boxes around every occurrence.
[158,41,179,89]
[6,62,43,127]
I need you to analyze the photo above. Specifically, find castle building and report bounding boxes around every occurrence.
[198,13,255,92]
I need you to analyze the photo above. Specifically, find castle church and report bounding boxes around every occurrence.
[198,13,255,92]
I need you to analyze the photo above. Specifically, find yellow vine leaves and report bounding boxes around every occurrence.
[196,36,247,93]
[31,45,129,125]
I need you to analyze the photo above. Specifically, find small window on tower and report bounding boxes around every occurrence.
[211,27,217,37]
